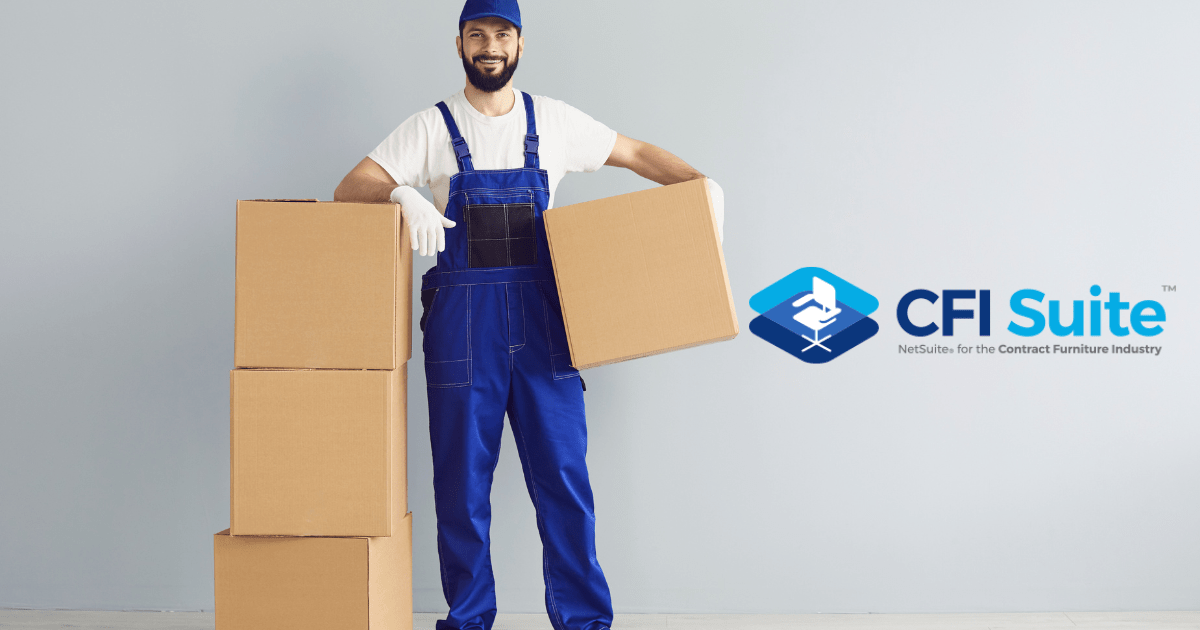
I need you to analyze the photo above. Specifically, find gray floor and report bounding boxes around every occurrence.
[2,611,1199,629]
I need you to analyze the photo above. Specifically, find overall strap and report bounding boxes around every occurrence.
[435,101,474,172]
[521,91,540,169]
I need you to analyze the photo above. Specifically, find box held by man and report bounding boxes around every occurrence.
[543,179,738,369]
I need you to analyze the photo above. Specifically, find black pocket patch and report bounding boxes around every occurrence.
[419,288,438,333]
[465,203,538,268]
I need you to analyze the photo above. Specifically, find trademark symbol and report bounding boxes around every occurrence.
[1162,285,1176,292]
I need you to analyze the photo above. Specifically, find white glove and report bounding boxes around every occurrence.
[391,185,456,256]
[706,178,724,243]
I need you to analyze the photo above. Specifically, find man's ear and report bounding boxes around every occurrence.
[456,35,463,59]
[517,36,524,60]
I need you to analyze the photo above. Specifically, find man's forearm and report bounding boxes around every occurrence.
[605,135,705,186]
[630,143,704,185]
[333,174,398,203]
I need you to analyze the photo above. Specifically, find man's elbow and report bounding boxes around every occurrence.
[334,171,362,201]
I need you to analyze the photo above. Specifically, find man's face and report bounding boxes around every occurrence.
[457,17,523,93]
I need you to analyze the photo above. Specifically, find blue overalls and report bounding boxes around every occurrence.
[420,92,613,630]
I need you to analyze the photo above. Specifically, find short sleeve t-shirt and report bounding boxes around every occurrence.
[368,88,617,211]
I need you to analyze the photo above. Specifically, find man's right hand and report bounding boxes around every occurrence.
[391,185,456,257]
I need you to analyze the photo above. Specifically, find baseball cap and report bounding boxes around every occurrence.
[459,0,521,30]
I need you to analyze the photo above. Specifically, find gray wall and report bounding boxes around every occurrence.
[2,0,1197,614]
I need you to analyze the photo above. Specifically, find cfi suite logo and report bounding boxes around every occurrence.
[749,267,880,364]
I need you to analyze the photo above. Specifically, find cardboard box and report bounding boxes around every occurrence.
[235,200,413,370]
[230,366,407,537]
[214,513,413,630]
[543,179,738,369]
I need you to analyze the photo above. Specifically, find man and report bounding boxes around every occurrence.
[334,2,723,629]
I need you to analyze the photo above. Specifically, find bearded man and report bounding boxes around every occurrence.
[335,2,723,629]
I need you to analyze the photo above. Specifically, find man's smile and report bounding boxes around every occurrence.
[475,56,506,69]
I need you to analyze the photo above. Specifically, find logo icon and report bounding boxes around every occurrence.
[749,267,879,363]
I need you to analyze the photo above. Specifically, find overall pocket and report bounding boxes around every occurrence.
[456,190,540,269]
[419,288,438,333]
[537,282,579,380]
[423,284,472,387]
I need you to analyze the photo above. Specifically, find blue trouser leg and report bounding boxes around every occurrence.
[507,281,612,630]
[428,281,612,630]
[429,284,510,630]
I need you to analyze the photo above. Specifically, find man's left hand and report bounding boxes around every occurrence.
[706,178,724,243]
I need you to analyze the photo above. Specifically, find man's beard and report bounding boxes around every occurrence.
[462,53,519,93]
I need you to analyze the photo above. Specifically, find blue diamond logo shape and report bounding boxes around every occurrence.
[749,267,879,364]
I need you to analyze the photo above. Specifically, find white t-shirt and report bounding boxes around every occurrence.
[368,88,617,211]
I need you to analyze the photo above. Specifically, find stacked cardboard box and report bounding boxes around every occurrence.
[215,200,414,630]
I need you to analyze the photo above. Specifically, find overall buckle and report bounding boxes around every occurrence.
[452,137,471,161]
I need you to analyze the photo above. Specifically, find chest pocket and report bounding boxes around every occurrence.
[464,201,538,268]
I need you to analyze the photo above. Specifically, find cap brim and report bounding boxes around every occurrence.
[459,13,521,29]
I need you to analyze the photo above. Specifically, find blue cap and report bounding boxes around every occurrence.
[459,0,521,30]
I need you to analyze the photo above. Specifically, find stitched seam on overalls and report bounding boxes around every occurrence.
[421,286,438,356]
[426,367,470,387]
[542,291,577,380]
[480,406,505,617]
[458,168,539,175]
[450,186,548,203]
[451,168,546,176]
[503,203,512,266]
[518,286,527,352]
[541,291,557,376]
[427,279,546,289]
[450,190,547,203]
[509,284,526,353]
[465,192,473,269]
[425,285,472,388]
[435,507,452,607]
[528,190,537,266]
[428,286,474,388]
[467,285,473,385]
[550,355,575,380]
[508,406,568,630]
